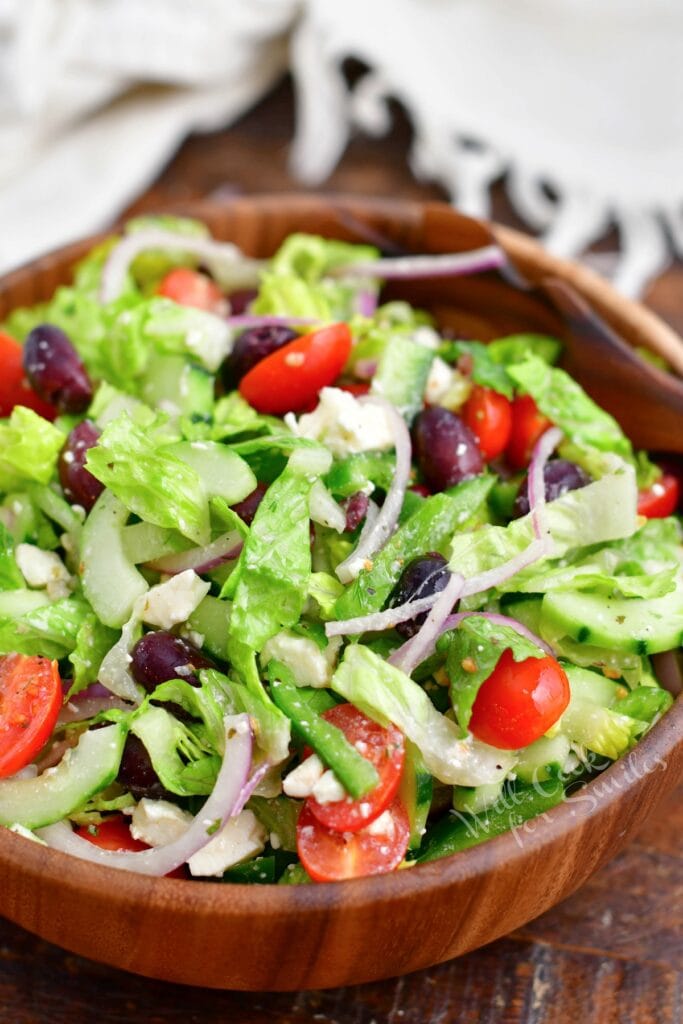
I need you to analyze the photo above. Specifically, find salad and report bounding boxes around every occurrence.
[0,216,678,885]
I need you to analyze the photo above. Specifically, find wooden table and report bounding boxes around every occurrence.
[2,80,681,1023]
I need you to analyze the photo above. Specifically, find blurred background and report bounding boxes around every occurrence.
[0,0,681,321]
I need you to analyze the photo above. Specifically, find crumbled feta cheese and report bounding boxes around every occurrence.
[311,769,346,804]
[424,356,455,405]
[140,569,210,630]
[309,479,346,533]
[269,831,282,850]
[365,810,396,838]
[290,387,394,456]
[130,798,193,847]
[411,326,442,350]
[283,753,325,798]
[260,631,342,688]
[15,543,73,599]
[188,810,266,877]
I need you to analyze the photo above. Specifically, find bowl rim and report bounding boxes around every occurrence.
[0,193,680,917]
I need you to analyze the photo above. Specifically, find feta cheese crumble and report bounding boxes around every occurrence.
[287,387,394,456]
[140,569,210,630]
[283,753,325,798]
[260,630,342,689]
[15,543,73,599]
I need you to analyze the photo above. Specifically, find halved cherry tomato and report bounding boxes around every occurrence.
[338,382,370,397]
[306,704,405,833]
[0,332,56,419]
[239,324,353,414]
[468,648,570,750]
[75,816,148,852]
[297,797,410,882]
[157,268,226,314]
[506,394,552,470]
[76,815,186,877]
[637,472,680,519]
[0,654,62,777]
[462,385,513,461]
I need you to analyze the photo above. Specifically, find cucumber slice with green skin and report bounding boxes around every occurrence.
[188,595,231,661]
[453,779,504,815]
[563,664,621,707]
[81,490,148,628]
[399,740,433,850]
[0,723,127,829]
[167,441,256,507]
[122,521,192,565]
[141,354,214,421]
[541,589,683,655]
[0,589,51,617]
[515,734,571,784]
[371,335,434,422]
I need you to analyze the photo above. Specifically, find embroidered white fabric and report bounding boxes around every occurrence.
[0,0,681,295]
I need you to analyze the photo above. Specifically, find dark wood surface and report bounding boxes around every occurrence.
[2,79,681,1021]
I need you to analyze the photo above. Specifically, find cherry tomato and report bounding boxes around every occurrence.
[637,472,680,519]
[157,268,226,314]
[338,382,370,397]
[0,654,62,778]
[306,704,405,833]
[297,797,410,882]
[468,648,570,750]
[506,394,552,470]
[239,324,353,414]
[462,385,513,461]
[76,815,186,877]
[75,816,149,852]
[0,332,56,419]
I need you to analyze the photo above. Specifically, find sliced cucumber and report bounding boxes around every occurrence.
[399,740,433,850]
[452,779,504,815]
[122,521,191,565]
[167,441,256,506]
[0,589,51,617]
[541,589,683,655]
[188,595,231,661]
[564,664,620,706]
[371,335,433,422]
[515,734,571,784]
[0,723,126,829]
[81,490,148,627]
[141,353,214,421]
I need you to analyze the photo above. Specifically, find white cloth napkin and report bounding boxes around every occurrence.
[1,0,681,296]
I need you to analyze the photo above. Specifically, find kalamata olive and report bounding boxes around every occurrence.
[131,631,214,693]
[227,288,258,315]
[390,552,451,639]
[343,491,369,532]
[230,481,268,525]
[412,406,483,492]
[58,420,103,511]
[23,324,93,414]
[222,325,297,389]
[513,459,591,518]
[117,733,167,800]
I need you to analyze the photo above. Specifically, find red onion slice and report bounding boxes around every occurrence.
[459,536,549,599]
[354,358,378,381]
[145,530,243,576]
[389,572,465,676]
[335,398,411,584]
[326,590,444,638]
[37,714,253,877]
[57,694,133,727]
[355,289,379,317]
[100,230,264,303]
[528,427,564,540]
[332,245,506,281]
[225,315,319,329]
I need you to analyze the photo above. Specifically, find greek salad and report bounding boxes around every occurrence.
[0,216,678,884]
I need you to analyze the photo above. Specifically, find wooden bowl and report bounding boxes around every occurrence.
[0,196,680,991]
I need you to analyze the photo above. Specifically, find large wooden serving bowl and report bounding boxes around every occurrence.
[0,196,680,991]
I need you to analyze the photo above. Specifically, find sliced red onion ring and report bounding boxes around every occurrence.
[326,590,444,638]
[389,572,465,676]
[61,680,110,700]
[146,530,243,576]
[225,315,319,329]
[528,427,564,540]
[335,398,411,584]
[233,760,271,817]
[37,714,253,877]
[441,611,553,655]
[459,536,549,599]
[100,230,264,303]
[57,694,133,727]
[355,289,379,317]
[332,245,506,281]
[354,358,378,381]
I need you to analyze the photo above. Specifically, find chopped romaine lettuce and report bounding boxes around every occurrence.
[0,407,65,490]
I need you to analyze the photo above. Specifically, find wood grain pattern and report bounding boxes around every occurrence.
[0,81,681,1018]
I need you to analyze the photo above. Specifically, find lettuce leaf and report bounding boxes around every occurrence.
[331,645,516,786]
[85,415,210,544]
[68,614,120,696]
[0,408,65,490]
[0,523,24,591]
[0,595,90,658]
